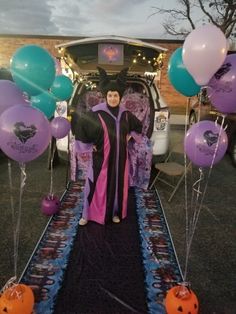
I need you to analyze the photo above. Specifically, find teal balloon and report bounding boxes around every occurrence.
[168,47,200,97]
[31,92,56,119]
[10,45,56,96]
[51,75,73,101]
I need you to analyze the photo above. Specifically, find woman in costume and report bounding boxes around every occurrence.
[72,67,143,225]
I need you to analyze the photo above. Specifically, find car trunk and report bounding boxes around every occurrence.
[56,36,169,158]
[56,35,167,75]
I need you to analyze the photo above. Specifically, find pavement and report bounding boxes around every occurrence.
[0,122,235,314]
[154,124,236,314]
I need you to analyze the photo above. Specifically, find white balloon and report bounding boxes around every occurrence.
[182,24,228,86]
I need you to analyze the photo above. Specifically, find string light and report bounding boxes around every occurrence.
[58,47,64,54]
[57,46,166,80]
[131,51,166,70]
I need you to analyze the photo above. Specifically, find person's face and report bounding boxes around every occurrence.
[106,91,120,107]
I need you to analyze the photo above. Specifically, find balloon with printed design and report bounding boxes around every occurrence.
[208,54,236,113]
[0,104,51,162]
[184,120,228,167]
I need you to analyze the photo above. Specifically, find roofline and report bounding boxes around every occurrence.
[0,33,182,44]
[55,35,168,52]
[1,33,233,51]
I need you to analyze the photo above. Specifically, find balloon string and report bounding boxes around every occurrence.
[191,167,204,228]
[183,98,190,275]
[0,276,17,294]
[183,116,225,281]
[197,86,207,123]
[50,158,54,196]
[7,160,17,278]
[49,138,56,196]
[184,167,204,281]
[14,163,26,280]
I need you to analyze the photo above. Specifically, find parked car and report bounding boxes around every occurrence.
[53,36,170,164]
[189,92,236,167]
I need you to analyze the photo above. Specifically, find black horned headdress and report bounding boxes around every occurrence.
[97,66,129,98]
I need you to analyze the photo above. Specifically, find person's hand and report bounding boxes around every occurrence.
[93,145,97,152]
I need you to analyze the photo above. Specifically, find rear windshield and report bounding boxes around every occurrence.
[70,79,152,136]
[71,79,149,112]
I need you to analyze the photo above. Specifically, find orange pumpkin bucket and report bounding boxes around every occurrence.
[165,284,199,314]
[0,284,34,314]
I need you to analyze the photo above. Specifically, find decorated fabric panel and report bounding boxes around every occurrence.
[135,188,183,313]
[20,181,84,314]
[70,137,91,181]
[84,90,105,111]
[128,136,153,190]
[122,92,152,189]
[121,92,150,136]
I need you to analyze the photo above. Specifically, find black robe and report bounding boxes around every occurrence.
[72,102,142,224]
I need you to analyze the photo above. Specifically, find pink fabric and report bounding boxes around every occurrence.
[86,114,110,224]
[122,150,129,219]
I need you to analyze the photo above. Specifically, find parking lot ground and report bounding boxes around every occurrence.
[155,124,236,314]
[0,124,235,313]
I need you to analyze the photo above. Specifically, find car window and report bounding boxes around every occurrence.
[124,82,148,96]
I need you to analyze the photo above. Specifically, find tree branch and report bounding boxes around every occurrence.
[150,0,236,38]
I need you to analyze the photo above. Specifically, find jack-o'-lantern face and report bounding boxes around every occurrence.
[0,284,34,314]
[165,285,199,314]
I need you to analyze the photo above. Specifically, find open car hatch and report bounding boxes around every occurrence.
[56,35,167,75]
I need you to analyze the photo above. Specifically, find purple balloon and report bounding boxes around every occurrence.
[184,120,228,167]
[51,116,71,139]
[0,80,29,116]
[0,104,51,162]
[208,54,236,113]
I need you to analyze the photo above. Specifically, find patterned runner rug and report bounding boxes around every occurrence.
[20,181,182,314]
